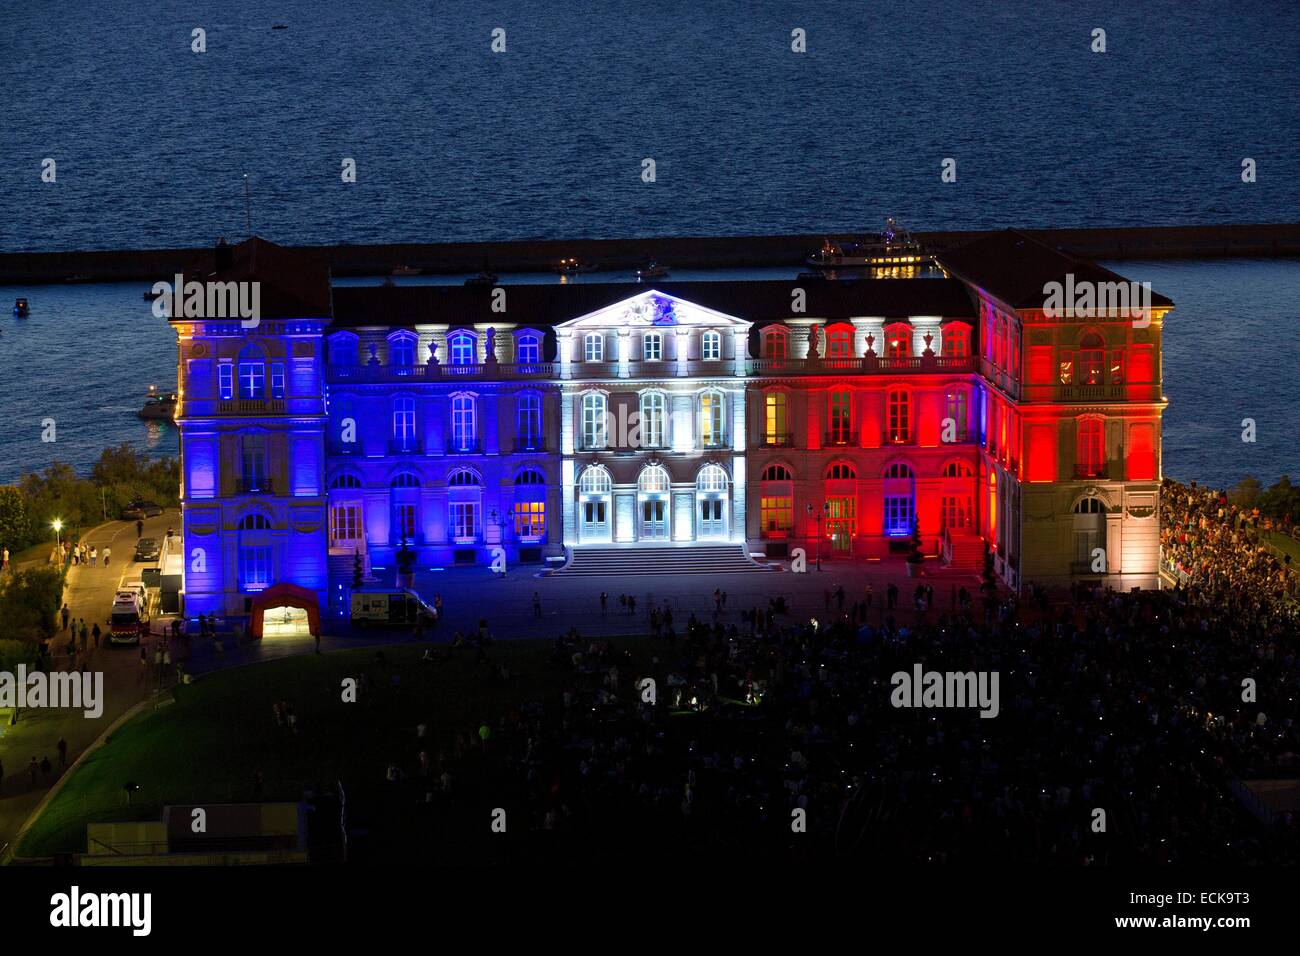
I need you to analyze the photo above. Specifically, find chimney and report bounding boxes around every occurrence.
[215,237,233,272]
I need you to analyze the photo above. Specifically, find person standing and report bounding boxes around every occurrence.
[28,757,38,787]
[533,591,542,619]
[57,737,67,768]
[1,546,9,573]
[600,591,608,616]
[91,623,101,649]
[89,546,97,567]
[79,621,89,653]
[136,518,144,539]
[61,604,70,631]
[103,546,111,568]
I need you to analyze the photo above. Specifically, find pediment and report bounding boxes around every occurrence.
[557,290,750,331]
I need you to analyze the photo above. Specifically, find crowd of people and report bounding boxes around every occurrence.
[362,478,1300,863]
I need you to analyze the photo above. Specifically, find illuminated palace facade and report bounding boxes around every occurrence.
[167,233,1170,618]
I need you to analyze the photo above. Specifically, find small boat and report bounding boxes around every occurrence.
[143,289,164,301]
[13,297,29,317]
[272,23,289,30]
[554,257,598,276]
[391,265,422,276]
[636,261,670,281]
[807,218,929,269]
[138,388,177,422]
[464,271,498,288]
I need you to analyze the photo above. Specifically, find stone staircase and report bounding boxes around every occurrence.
[553,544,773,576]
[943,533,985,572]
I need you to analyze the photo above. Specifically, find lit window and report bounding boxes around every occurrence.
[762,328,788,360]
[826,325,853,359]
[760,496,793,533]
[270,362,286,399]
[390,335,416,367]
[1079,333,1104,385]
[584,333,604,362]
[1059,350,1074,385]
[643,332,662,362]
[697,464,728,493]
[392,397,416,450]
[449,332,475,366]
[944,390,968,441]
[517,334,540,366]
[942,324,970,357]
[883,496,913,536]
[764,391,787,444]
[517,393,542,450]
[219,362,234,400]
[885,324,911,358]
[1077,417,1105,477]
[699,390,725,447]
[238,360,265,399]
[829,390,852,444]
[639,465,670,493]
[1109,350,1125,384]
[450,502,476,541]
[514,501,545,538]
[238,546,271,591]
[579,466,611,494]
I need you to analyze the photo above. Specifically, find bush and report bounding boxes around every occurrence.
[0,638,39,671]
[0,566,64,643]
[0,485,35,552]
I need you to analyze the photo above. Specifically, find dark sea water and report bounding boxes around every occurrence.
[1,0,1298,251]
[1,259,1295,489]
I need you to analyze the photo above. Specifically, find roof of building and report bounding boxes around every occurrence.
[182,237,334,320]
[937,229,1172,310]
[330,277,976,330]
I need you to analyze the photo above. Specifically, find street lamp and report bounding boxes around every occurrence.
[51,518,63,557]
[806,503,827,571]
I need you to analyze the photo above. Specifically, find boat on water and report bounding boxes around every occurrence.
[807,218,929,269]
[13,297,29,317]
[464,271,498,288]
[636,261,670,281]
[391,265,422,276]
[143,289,164,301]
[554,257,598,276]
[138,388,177,422]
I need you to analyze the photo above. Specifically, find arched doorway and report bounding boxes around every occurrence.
[638,464,671,541]
[696,463,729,539]
[578,465,612,542]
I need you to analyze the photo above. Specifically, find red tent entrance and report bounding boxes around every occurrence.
[249,583,321,640]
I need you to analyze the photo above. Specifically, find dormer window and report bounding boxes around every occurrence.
[517,332,541,366]
[762,326,788,360]
[389,334,416,367]
[826,324,853,359]
[885,323,911,358]
[448,331,476,366]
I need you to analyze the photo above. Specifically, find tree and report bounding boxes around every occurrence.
[0,567,64,643]
[1228,476,1262,509]
[0,485,34,552]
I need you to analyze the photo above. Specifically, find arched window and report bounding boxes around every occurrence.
[884,323,911,358]
[448,331,476,366]
[884,463,914,479]
[638,465,671,493]
[584,332,604,363]
[516,332,541,367]
[1079,332,1105,385]
[239,513,272,530]
[1076,417,1105,478]
[762,326,788,360]
[702,330,722,361]
[330,473,362,489]
[1073,496,1106,514]
[826,462,857,480]
[392,396,416,450]
[237,343,266,400]
[579,465,612,494]
[515,467,545,485]
[697,463,728,492]
[328,333,359,367]
[887,389,911,443]
[826,323,853,359]
[764,391,788,445]
[699,390,725,447]
[761,464,793,481]
[448,467,480,487]
[643,331,662,362]
[389,332,416,368]
[581,392,607,449]
[391,471,421,488]
[640,391,666,448]
[828,388,853,444]
[941,461,974,478]
[942,323,970,357]
[517,392,542,450]
[451,394,476,451]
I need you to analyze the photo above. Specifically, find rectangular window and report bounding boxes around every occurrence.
[395,503,417,541]
[582,396,606,449]
[1080,348,1104,385]
[760,496,793,534]
[764,392,787,444]
[449,336,474,366]
[700,393,724,447]
[829,391,852,443]
[219,362,234,400]
[702,332,721,361]
[238,546,271,591]
[331,505,360,543]
[241,435,267,490]
[517,395,542,449]
[585,334,603,362]
[452,397,476,451]
[270,362,286,399]
[883,496,913,536]
[945,391,968,441]
[451,502,477,541]
[887,391,910,443]
[1059,350,1074,385]
[1109,350,1125,384]
[940,495,971,531]
[238,361,264,400]
[517,336,540,366]
[514,501,545,539]
[643,333,661,362]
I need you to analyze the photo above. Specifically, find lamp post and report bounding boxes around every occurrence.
[51,518,63,561]
[807,503,826,571]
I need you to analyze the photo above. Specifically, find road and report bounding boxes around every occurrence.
[0,509,179,857]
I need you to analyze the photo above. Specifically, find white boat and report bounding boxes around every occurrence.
[807,218,929,268]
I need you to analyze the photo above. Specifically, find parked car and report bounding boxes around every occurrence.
[133,537,161,561]
[121,500,164,520]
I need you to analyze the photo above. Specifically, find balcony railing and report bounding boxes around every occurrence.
[747,354,974,377]
[1074,464,1109,480]
[389,438,423,455]
[823,430,859,447]
[512,439,547,454]
[761,432,794,447]
[447,436,483,454]
[1019,382,1160,403]
[219,398,287,414]
[235,478,275,494]
[327,362,555,383]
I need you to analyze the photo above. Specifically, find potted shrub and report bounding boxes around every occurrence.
[905,517,924,578]
[396,538,416,589]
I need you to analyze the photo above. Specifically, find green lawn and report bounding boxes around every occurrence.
[1261,529,1300,568]
[20,636,654,859]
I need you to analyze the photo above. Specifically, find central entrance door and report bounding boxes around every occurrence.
[698,498,725,538]
[641,499,668,540]
[582,499,610,540]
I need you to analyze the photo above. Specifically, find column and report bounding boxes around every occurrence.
[617,328,630,379]
[562,458,576,546]
[557,330,573,381]
[732,327,748,377]
[676,327,690,378]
